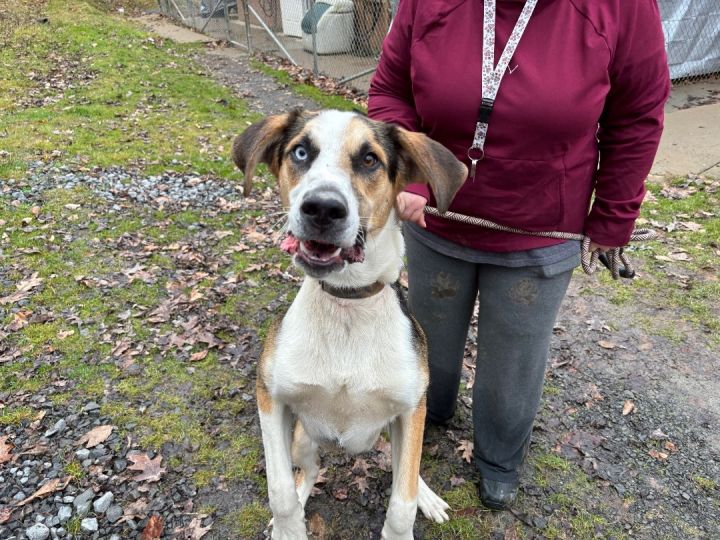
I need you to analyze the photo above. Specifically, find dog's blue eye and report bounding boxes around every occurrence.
[292,145,308,161]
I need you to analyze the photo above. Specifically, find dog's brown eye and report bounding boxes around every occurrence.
[363,152,378,168]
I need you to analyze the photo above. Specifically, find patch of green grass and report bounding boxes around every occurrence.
[222,501,271,538]
[692,475,717,491]
[531,452,626,539]
[64,460,85,480]
[426,483,491,540]
[0,0,254,178]
[250,59,366,113]
[0,406,36,426]
[66,516,82,536]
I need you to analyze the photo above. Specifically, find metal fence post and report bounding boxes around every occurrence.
[310,0,318,76]
[242,0,252,52]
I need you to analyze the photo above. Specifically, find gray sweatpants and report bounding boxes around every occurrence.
[405,232,573,482]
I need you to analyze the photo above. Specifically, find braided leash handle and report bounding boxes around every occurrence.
[423,207,658,280]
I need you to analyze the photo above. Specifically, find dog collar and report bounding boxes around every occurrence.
[319,280,386,300]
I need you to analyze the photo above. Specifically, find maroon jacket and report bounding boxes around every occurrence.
[369,0,670,251]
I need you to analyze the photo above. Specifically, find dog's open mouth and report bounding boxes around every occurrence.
[281,233,364,266]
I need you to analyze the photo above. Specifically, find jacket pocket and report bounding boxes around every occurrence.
[467,153,567,231]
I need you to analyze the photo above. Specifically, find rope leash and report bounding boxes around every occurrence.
[424,207,658,280]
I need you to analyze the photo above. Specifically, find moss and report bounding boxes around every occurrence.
[222,502,272,538]
[0,406,36,426]
[692,475,717,491]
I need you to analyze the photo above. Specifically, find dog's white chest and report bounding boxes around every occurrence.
[267,283,425,453]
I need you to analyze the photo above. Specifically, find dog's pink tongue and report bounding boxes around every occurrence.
[280,234,300,255]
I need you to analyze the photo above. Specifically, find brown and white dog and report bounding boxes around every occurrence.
[233,109,467,539]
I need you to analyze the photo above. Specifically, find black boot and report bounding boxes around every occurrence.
[477,478,518,511]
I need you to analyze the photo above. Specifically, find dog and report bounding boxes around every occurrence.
[232,109,467,539]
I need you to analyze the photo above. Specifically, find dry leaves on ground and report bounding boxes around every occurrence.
[127,452,166,483]
[15,477,71,507]
[622,400,636,416]
[173,515,212,540]
[0,507,13,524]
[140,514,164,540]
[76,425,115,448]
[0,273,43,305]
[0,436,14,464]
[456,439,474,463]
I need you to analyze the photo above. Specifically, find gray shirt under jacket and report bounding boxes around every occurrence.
[405,222,581,273]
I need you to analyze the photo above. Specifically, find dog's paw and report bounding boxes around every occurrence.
[417,476,450,523]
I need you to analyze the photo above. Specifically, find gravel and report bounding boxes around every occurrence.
[57,505,72,523]
[25,523,50,540]
[0,162,245,210]
[72,488,95,516]
[80,517,98,533]
[93,492,114,514]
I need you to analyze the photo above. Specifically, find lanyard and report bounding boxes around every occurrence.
[469,0,538,179]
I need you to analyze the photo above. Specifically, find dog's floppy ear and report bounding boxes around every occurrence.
[392,128,468,213]
[232,108,304,196]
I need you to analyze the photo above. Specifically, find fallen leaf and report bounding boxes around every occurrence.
[0,273,44,305]
[7,310,31,332]
[120,498,149,522]
[140,514,164,540]
[598,340,616,350]
[668,251,691,261]
[76,425,114,448]
[450,475,466,487]
[622,400,635,416]
[351,458,370,477]
[64,203,81,210]
[15,477,71,507]
[504,526,520,540]
[663,440,678,453]
[128,452,166,482]
[648,449,669,461]
[332,487,348,500]
[350,475,369,494]
[0,436,14,464]
[308,512,327,538]
[0,507,12,524]
[182,515,212,539]
[57,329,75,340]
[456,439,474,463]
[190,350,208,362]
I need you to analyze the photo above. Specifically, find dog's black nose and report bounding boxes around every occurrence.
[300,194,348,231]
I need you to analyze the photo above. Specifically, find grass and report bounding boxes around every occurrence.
[579,177,720,345]
[222,502,272,538]
[0,0,255,178]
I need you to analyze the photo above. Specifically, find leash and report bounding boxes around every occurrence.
[423,207,658,280]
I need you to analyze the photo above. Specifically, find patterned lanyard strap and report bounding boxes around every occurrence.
[469,0,539,179]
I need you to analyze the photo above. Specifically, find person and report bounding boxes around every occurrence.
[368,0,670,510]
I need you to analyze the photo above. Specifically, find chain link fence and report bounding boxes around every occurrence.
[660,0,720,82]
[157,0,719,93]
[157,0,395,92]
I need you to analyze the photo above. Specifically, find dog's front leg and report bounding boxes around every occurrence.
[258,383,307,539]
[382,398,427,540]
